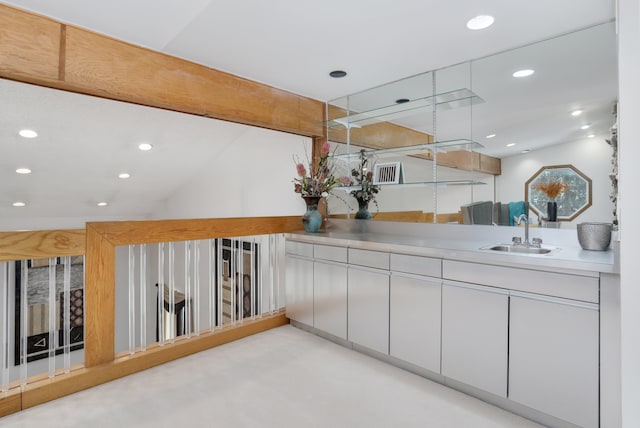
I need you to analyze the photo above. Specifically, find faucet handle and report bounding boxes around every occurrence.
[512,236,522,244]
[532,237,543,247]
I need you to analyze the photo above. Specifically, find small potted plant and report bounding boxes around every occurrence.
[532,179,567,222]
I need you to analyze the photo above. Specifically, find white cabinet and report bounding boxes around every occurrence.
[509,294,599,428]
[348,265,390,355]
[285,254,314,326]
[441,281,509,397]
[389,272,441,373]
[313,260,347,339]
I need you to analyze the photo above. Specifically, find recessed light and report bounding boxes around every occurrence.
[571,109,583,117]
[466,15,495,30]
[19,129,38,138]
[329,70,347,78]
[12,202,26,207]
[587,134,595,138]
[97,202,108,207]
[506,143,516,147]
[138,143,153,151]
[395,98,410,104]
[16,168,31,174]
[521,149,531,154]
[118,173,131,179]
[485,133,496,139]
[580,124,591,130]
[513,69,535,78]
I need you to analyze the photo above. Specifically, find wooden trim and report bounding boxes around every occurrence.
[86,216,302,246]
[58,24,66,81]
[15,312,288,412]
[0,388,22,418]
[0,229,85,262]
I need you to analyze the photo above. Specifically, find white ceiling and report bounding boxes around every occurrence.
[2,0,615,101]
[0,1,618,227]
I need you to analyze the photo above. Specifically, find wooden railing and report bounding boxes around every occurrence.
[0,216,301,417]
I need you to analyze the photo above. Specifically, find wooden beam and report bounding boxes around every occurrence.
[0,3,325,138]
[0,229,85,262]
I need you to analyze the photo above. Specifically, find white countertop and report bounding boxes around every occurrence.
[285,226,617,275]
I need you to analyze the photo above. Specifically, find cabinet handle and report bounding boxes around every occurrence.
[443,280,509,296]
[348,265,391,275]
[510,290,599,310]
[391,271,441,282]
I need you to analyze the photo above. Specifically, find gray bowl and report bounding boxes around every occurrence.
[577,222,612,251]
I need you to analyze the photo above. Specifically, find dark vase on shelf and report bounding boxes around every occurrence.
[547,200,558,222]
[302,196,323,233]
[354,198,371,220]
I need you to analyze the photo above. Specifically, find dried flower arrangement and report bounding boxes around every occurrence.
[340,149,380,204]
[293,142,338,197]
[533,179,568,200]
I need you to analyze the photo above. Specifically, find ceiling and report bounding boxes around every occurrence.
[0,1,618,227]
[1,0,615,101]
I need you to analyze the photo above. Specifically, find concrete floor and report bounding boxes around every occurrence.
[0,325,542,427]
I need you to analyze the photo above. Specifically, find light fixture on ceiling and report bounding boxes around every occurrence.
[506,143,516,147]
[587,134,595,138]
[19,129,38,138]
[12,201,26,207]
[118,173,131,179]
[485,133,496,139]
[581,124,591,130]
[521,149,531,154]
[329,70,347,78]
[138,143,153,151]
[571,109,583,116]
[512,69,535,78]
[395,98,410,104]
[16,168,32,174]
[466,15,494,30]
[97,202,108,207]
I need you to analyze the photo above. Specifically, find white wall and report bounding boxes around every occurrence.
[618,0,640,426]
[497,136,613,226]
[155,127,311,219]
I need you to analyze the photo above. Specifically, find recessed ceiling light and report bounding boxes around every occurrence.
[12,202,26,207]
[580,124,591,130]
[587,134,595,138]
[119,173,131,179]
[506,143,516,147]
[19,129,38,138]
[512,69,535,78]
[521,149,531,154]
[571,109,583,116]
[485,133,496,139]
[97,202,108,207]
[138,143,153,151]
[16,168,31,174]
[395,98,410,104]
[466,15,494,30]
[329,70,347,78]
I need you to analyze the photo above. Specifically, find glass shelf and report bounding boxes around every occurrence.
[326,88,484,129]
[331,139,485,162]
[334,180,487,192]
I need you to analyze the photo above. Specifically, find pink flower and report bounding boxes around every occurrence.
[340,176,353,186]
[321,142,331,155]
[296,163,306,177]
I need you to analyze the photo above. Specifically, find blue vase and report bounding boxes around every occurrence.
[354,198,371,220]
[302,196,323,233]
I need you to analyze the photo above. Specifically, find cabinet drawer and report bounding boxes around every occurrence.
[442,260,598,303]
[314,244,347,263]
[285,240,313,257]
[348,248,389,270]
[390,253,441,278]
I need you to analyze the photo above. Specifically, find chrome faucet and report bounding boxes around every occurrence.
[513,214,542,248]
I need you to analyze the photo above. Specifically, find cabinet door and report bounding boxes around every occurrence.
[390,273,441,373]
[348,266,390,355]
[509,295,599,428]
[441,281,508,397]
[285,255,313,326]
[314,260,347,339]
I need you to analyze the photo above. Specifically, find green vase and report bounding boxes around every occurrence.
[302,196,323,233]
[354,198,371,220]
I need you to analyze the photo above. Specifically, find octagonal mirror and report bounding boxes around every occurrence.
[525,164,592,221]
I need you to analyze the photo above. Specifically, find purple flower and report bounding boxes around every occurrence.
[340,176,353,186]
[321,142,331,155]
[296,163,306,177]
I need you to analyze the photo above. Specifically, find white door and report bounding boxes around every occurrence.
[314,260,347,339]
[285,255,313,326]
[348,266,390,355]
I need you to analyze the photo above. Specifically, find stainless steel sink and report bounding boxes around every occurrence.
[481,244,555,255]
